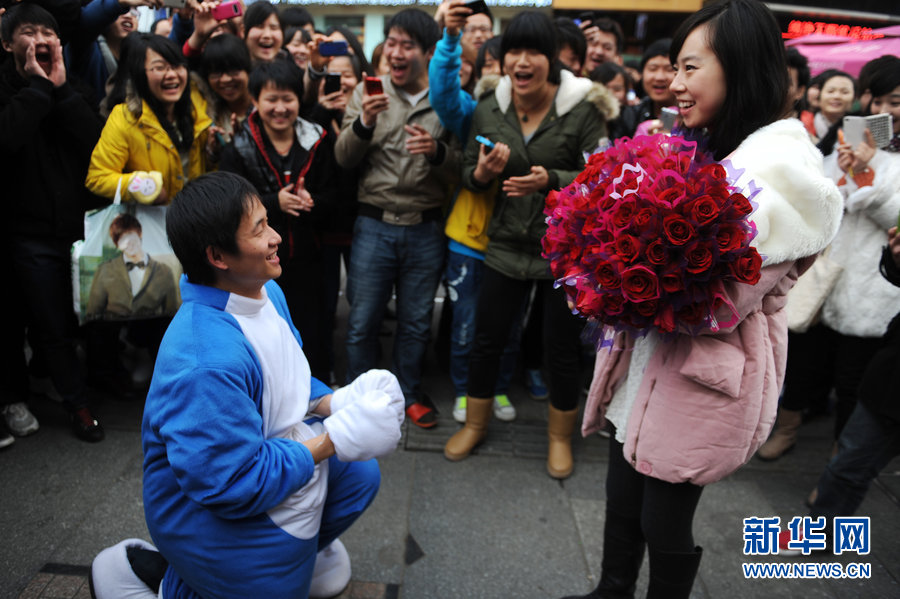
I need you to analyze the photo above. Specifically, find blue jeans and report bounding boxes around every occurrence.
[811,402,900,523]
[345,216,445,406]
[444,249,519,397]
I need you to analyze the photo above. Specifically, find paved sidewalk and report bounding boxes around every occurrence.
[2,298,899,599]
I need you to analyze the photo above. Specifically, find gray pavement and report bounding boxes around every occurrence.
[2,297,899,599]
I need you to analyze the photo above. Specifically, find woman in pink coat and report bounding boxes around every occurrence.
[560,1,844,598]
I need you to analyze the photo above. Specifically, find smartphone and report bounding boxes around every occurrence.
[659,106,679,133]
[323,72,342,95]
[160,0,187,8]
[843,113,893,149]
[210,0,242,20]
[364,76,383,95]
[319,40,349,57]
[464,0,489,15]
[475,135,495,149]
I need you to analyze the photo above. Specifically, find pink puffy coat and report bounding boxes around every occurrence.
[582,119,844,486]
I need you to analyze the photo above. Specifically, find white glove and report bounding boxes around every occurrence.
[324,390,402,462]
[330,369,405,426]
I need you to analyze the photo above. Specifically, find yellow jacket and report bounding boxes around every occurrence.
[444,183,497,253]
[86,85,212,204]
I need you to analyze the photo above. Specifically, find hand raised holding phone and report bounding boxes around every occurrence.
[473,137,510,185]
[360,76,388,127]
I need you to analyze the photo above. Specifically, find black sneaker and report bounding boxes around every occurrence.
[70,407,105,442]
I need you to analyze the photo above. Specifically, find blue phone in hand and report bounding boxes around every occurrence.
[476,135,495,149]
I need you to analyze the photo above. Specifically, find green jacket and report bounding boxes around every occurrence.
[463,70,617,280]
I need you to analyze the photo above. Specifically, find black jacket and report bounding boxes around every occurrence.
[219,111,342,259]
[857,246,900,423]
[0,60,103,242]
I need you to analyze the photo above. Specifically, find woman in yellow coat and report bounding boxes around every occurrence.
[87,33,212,205]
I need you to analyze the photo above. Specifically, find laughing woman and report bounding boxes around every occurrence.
[86,33,212,206]
[443,11,616,477]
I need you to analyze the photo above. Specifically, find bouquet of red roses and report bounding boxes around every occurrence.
[542,134,762,342]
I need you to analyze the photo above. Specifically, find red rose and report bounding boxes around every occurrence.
[657,186,684,207]
[685,241,714,274]
[654,304,676,333]
[614,235,643,264]
[612,199,637,230]
[603,293,625,316]
[698,163,727,180]
[621,265,660,303]
[595,259,622,289]
[683,195,721,226]
[677,301,708,325]
[632,206,657,229]
[730,248,762,285]
[545,189,559,212]
[729,193,753,216]
[716,223,745,253]
[634,299,659,318]
[646,239,669,266]
[660,267,684,293]
[663,214,696,246]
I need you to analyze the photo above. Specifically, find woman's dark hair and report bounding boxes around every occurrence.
[554,17,586,70]
[125,33,193,153]
[785,47,810,90]
[243,1,281,35]
[859,55,900,100]
[384,9,440,53]
[283,26,311,50]
[0,3,59,42]
[669,0,789,160]
[868,57,900,99]
[249,59,303,100]
[500,11,561,86]
[326,25,374,76]
[590,61,631,89]
[474,36,501,80]
[167,172,258,286]
[328,53,364,84]
[640,38,671,72]
[199,33,252,81]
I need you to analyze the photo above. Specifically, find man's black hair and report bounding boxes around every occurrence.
[501,11,561,85]
[640,38,671,72]
[384,9,440,53]
[167,172,258,287]
[244,1,281,35]
[594,17,625,55]
[200,33,252,80]
[280,6,313,30]
[248,59,303,100]
[150,18,169,35]
[785,47,810,90]
[554,17,586,70]
[1,3,59,43]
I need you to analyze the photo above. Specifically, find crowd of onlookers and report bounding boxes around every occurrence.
[1,0,899,495]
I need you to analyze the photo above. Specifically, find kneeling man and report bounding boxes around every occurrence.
[92,172,404,599]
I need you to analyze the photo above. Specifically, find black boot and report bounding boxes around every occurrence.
[560,512,646,599]
[646,546,702,599]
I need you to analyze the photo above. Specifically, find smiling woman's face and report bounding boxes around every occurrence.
[246,13,283,62]
[503,48,550,99]
[144,48,187,108]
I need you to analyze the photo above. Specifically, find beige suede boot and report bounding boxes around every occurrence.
[444,396,492,462]
[756,408,803,461]
[547,405,579,479]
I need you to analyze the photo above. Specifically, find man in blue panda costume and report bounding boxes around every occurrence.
[89,172,404,599]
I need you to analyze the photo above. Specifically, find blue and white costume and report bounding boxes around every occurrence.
[142,277,380,599]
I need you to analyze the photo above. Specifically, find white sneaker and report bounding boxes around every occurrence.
[2,402,39,436]
[0,427,13,449]
[493,395,516,421]
[452,396,466,423]
[309,538,351,598]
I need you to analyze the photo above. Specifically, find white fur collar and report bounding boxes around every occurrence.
[494,69,595,118]
[730,119,843,265]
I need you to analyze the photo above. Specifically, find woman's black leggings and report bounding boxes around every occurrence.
[606,432,704,552]
[467,266,584,410]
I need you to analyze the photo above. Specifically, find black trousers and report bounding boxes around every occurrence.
[606,433,704,552]
[467,266,583,410]
[3,236,86,409]
[782,324,885,439]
